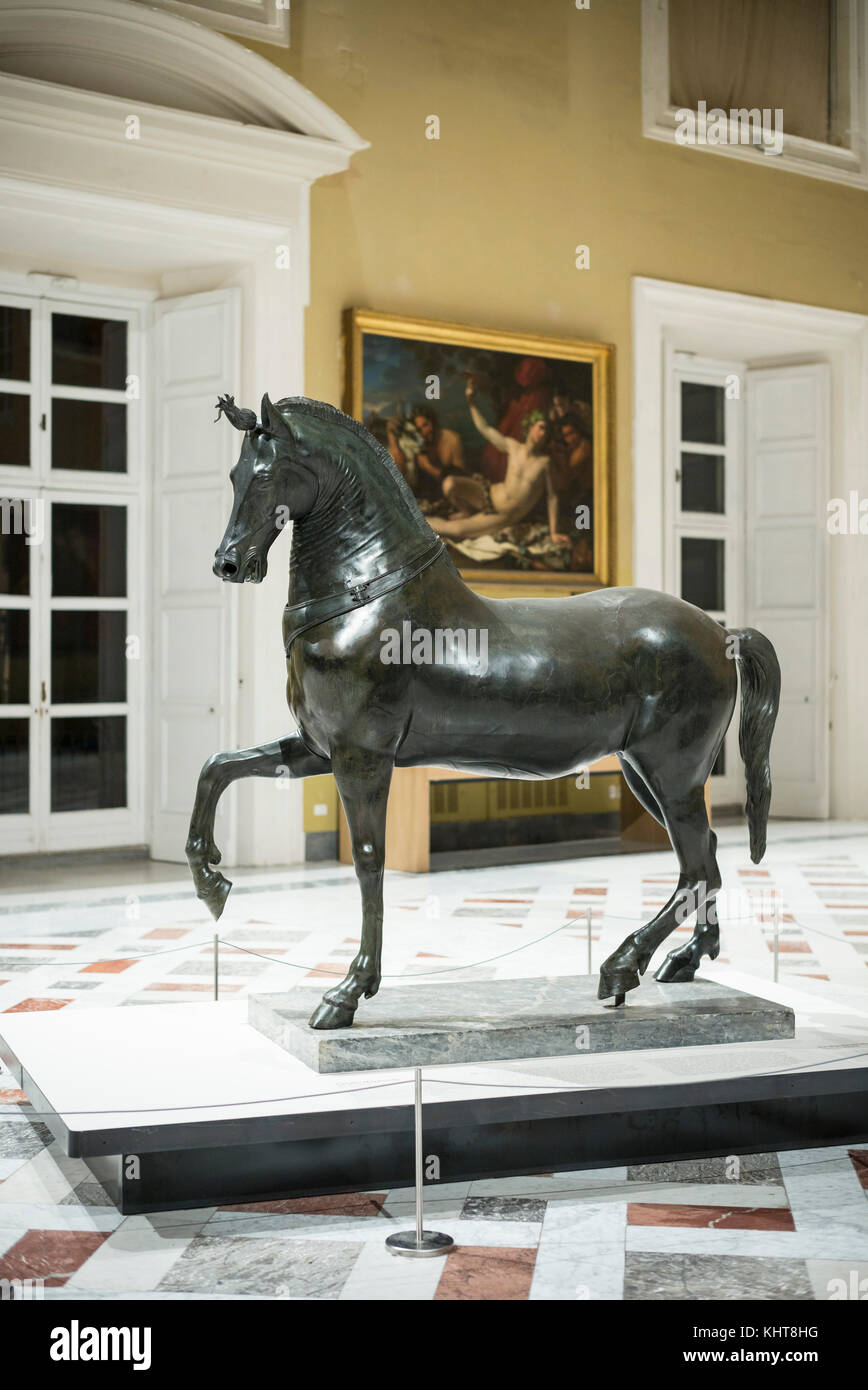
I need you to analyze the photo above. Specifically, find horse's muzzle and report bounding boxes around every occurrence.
[213,551,241,581]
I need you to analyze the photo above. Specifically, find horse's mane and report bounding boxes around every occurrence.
[274,396,428,527]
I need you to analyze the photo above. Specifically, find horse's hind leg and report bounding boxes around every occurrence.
[618,756,720,985]
[598,761,721,1004]
[309,747,393,1031]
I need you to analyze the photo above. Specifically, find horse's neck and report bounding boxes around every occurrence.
[288,455,431,603]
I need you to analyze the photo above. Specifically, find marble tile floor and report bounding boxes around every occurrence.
[0,819,866,1300]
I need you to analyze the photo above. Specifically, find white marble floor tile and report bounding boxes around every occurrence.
[530,1201,626,1301]
[339,1239,446,1300]
[627,1226,868,1260]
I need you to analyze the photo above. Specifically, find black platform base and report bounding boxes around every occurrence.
[84,1069,868,1214]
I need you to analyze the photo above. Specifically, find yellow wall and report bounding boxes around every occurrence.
[249,0,868,583]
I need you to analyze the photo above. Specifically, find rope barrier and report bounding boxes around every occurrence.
[2,1047,866,1121]
[0,902,861,975]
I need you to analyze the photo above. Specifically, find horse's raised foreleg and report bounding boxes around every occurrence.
[308,748,393,1031]
[598,780,721,1004]
[186,735,331,919]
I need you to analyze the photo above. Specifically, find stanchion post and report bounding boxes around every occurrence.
[586,905,593,975]
[386,1067,455,1258]
[213,933,219,1001]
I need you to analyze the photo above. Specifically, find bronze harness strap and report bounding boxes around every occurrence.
[282,536,446,654]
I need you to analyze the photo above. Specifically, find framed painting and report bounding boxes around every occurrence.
[344,309,613,591]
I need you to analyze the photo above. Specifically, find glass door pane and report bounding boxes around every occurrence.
[680,536,725,612]
[0,495,32,816]
[48,499,128,815]
[52,503,126,596]
[680,380,724,444]
[680,452,725,513]
[0,304,31,468]
[0,718,28,813]
[51,714,126,812]
[51,313,128,474]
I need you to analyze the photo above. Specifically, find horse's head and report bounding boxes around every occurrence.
[212,393,318,583]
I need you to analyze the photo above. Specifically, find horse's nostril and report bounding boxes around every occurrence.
[222,560,237,577]
[214,555,238,578]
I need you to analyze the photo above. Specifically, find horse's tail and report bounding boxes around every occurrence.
[728,627,781,864]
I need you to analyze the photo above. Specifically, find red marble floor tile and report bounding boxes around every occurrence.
[143,928,191,940]
[565,908,600,920]
[220,1192,387,1217]
[0,979,7,986]
[0,1086,29,1104]
[416,952,447,958]
[847,1150,868,1190]
[766,941,811,954]
[396,905,420,911]
[465,898,532,904]
[0,943,77,951]
[306,963,348,979]
[844,930,868,936]
[343,938,360,944]
[4,997,72,1013]
[0,1230,108,1286]
[627,1203,794,1231]
[826,903,868,909]
[798,973,830,980]
[739,869,770,876]
[435,1246,536,1300]
[572,887,606,895]
[79,959,134,974]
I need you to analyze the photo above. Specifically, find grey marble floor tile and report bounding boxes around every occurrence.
[159,1235,363,1298]
[60,1180,114,1208]
[48,980,102,991]
[0,1119,53,1159]
[627,1154,783,1186]
[624,1252,814,1300]
[461,1196,547,1223]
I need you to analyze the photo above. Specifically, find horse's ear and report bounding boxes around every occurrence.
[260,393,294,440]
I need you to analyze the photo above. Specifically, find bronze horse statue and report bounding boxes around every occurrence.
[186,394,780,1029]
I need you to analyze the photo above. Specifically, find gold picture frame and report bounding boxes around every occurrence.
[344,309,613,594]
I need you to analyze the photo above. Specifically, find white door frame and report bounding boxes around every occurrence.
[633,276,868,821]
[0,6,367,864]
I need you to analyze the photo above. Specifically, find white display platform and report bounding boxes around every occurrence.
[1,975,866,1213]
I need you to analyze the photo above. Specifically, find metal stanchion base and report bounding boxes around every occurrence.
[386,1231,455,1258]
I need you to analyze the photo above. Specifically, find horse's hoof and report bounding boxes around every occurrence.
[654,956,697,983]
[199,872,232,921]
[655,931,719,984]
[604,992,626,1009]
[597,948,645,1002]
[309,999,356,1031]
[597,964,641,1001]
